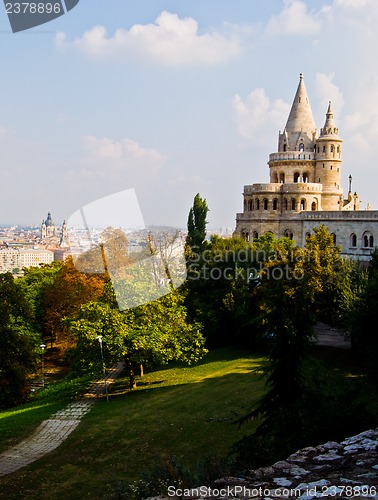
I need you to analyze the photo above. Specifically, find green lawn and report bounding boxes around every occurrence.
[0,375,93,454]
[0,348,266,500]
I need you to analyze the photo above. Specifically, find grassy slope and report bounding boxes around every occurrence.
[0,348,266,500]
[0,376,93,454]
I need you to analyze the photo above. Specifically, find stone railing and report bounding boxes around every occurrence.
[244,183,322,194]
[302,211,378,220]
[269,152,316,162]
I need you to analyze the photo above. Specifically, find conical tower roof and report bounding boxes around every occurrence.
[284,73,316,135]
[320,101,340,138]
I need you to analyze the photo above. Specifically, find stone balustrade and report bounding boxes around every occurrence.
[244,183,322,194]
[269,152,316,162]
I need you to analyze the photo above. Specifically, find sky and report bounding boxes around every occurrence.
[1,0,378,229]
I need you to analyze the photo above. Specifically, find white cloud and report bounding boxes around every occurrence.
[63,136,167,197]
[83,136,164,163]
[266,0,322,36]
[56,11,241,66]
[233,88,290,140]
[334,0,372,8]
[315,72,344,119]
[344,86,378,138]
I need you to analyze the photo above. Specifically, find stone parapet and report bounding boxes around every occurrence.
[269,152,316,161]
[244,183,322,195]
[147,429,378,500]
[302,211,378,221]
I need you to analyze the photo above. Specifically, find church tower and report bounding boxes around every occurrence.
[314,102,343,210]
[270,73,318,185]
[234,73,378,257]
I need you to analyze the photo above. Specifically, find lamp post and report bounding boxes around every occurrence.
[40,344,46,388]
[96,335,109,402]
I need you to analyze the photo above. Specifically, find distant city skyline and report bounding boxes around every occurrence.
[1,0,378,229]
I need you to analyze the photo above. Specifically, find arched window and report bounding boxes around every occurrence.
[362,231,373,248]
[337,146,340,153]
[303,172,309,183]
[291,198,296,210]
[273,198,278,210]
[248,199,253,211]
[285,230,293,240]
[311,201,317,211]
[300,199,306,211]
[299,143,304,151]
[279,172,285,183]
[272,172,279,183]
[256,199,260,210]
[323,145,326,153]
[252,230,259,240]
[350,233,357,247]
[263,198,268,210]
[241,230,249,241]
[244,200,247,211]
[283,144,287,152]
[284,198,288,210]
[330,145,334,153]
[294,172,300,183]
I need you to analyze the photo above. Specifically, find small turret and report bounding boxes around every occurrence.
[315,101,343,210]
[320,101,340,138]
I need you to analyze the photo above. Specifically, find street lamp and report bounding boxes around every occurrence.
[40,344,46,388]
[95,335,109,402]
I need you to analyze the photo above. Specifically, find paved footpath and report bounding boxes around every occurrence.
[0,361,125,478]
[315,321,351,349]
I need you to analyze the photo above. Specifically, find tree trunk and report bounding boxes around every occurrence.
[125,355,137,389]
[140,363,144,377]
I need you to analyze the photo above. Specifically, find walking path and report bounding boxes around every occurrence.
[315,321,351,349]
[0,361,125,478]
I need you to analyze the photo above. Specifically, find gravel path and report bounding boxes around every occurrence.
[0,361,125,478]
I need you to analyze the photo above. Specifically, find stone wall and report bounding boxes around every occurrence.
[147,429,378,500]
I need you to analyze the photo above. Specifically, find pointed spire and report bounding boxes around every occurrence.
[284,73,316,137]
[320,100,339,137]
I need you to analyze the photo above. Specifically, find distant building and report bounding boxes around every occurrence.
[0,248,19,273]
[41,212,56,240]
[234,74,378,258]
[59,220,69,248]
[0,248,54,273]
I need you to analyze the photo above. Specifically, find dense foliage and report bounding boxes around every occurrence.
[348,249,378,384]
[0,274,37,407]
[186,193,209,251]
[67,290,207,388]
[1,195,378,484]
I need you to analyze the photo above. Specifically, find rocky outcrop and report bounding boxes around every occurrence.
[148,429,378,499]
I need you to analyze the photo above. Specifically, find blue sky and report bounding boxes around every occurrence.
[1,0,378,229]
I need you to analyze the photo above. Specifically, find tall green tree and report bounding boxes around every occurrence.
[67,290,207,389]
[17,261,63,345]
[302,224,342,322]
[348,248,378,383]
[0,273,37,407]
[186,193,209,252]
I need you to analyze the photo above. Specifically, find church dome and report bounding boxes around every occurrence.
[45,212,55,227]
